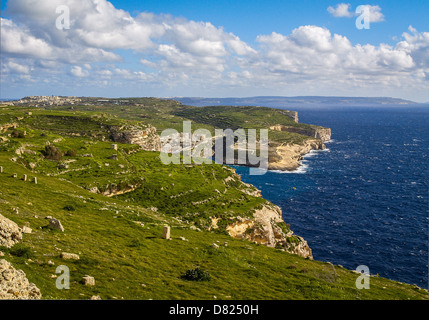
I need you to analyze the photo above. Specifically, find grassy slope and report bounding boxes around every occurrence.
[0,104,427,300]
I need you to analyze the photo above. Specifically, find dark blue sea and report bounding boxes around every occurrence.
[234,106,429,289]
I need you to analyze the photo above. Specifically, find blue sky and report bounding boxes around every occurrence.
[108,0,429,45]
[1,0,429,101]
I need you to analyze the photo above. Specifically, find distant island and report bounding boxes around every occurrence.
[175,96,419,108]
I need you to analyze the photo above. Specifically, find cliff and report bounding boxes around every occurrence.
[270,125,331,142]
[224,203,312,259]
[268,139,326,171]
[109,124,161,152]
[268,124,331,171]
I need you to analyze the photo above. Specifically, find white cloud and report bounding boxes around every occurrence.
[399,26,429,68]
[328,4,384,23]
[70,66,89,77]
[1,18,53,59]
[327,3,354,18]
[2,59,32,74]
[254,25,419,94]
[366,5,385,23]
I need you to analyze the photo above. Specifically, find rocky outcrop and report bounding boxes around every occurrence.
[0,214,22,248]
[224,203,313,259]
[88,181,142,197]
[47,217,64,232]
[279,111,299,123]
[0,259,42,299]
[268,139,326,171]
[270,125,331,142]
[110,124,161,151]
[0,123,18,132]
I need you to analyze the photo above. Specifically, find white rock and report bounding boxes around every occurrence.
[82,275,95,286]
[0,259,42,299]
[162,226,170,240]
[60,252,80,260]
[22,226,32,234]
[48,218,64,232]
[0,214,23,248]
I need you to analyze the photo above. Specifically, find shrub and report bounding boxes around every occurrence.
[63,205,76,211]
[43,145,62,161]
[11,130,25,138]
[127,239,142,248]
[65,149,77,157]
[9,244,34,259]
[181,267,211,281]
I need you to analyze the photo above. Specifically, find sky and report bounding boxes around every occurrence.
[1,0,429,102]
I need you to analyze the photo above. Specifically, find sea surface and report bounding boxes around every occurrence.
[234,106,429,289]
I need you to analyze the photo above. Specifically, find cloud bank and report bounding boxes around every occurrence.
[1,0,428,100]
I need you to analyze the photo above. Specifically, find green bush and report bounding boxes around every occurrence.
[181,267,211,281]
[9,244,34,259]
[65,149,77,157]
[43,145,63,161]
[11,130,25,138]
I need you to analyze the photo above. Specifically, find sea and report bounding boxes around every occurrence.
[233,105,429,289]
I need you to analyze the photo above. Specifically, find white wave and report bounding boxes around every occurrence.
[302,148,330,160]
[270,162,309,174]
[303,150,319,158]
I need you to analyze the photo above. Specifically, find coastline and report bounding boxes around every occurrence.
[268,138,328,172]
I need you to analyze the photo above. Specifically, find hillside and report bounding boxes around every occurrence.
[0,98,427,300]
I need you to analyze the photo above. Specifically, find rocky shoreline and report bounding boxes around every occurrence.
[268,125,332,172]
[268,138,327,171]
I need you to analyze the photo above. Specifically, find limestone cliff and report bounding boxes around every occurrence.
[270,124,331,142]
[109,124,161,152]
[0,259,42,299]
[268,139,326,171]
[224,203,313,259]
[269,123,331,171]
[215,172,313,259]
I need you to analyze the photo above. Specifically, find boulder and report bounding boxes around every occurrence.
[48,218,64,232]
[21,226,32,234]
[0,259,42,299]
[82,275,95,286]
[60,252,80,260]
[0,214,23,248]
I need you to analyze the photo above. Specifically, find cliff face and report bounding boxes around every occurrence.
[268,123,331,171]
[110,124,161,152]
[225,203,313,259]
[280,111,299,123]
[270,125,331,142]
[268,139,326,171]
